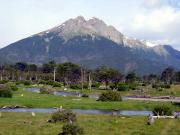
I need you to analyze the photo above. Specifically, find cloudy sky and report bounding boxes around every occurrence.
[0,0,180,50]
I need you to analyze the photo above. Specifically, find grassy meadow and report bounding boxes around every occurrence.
[0,112,179,135]
[0,87,179,111]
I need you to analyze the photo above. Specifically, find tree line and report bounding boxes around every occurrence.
[0,61,180,88]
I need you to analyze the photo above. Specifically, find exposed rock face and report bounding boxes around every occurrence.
[0,16,180,75]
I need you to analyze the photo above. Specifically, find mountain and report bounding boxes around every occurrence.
[0,16,180,75]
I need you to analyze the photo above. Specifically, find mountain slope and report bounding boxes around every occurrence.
[0,16,180,75]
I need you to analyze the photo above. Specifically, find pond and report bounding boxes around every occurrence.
[25,88,89,98]
[0,108,153,116]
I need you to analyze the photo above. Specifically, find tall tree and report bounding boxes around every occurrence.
[161,67,175,84]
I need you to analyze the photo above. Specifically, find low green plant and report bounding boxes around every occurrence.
[153,105,172,116]
[38,80,63,87]
[70,83,88,89]
[98,91,122,101]
[51,110,77,123]
[0,80,8,84]
[59,123,84,135]
[81,94,89,98]
[22,80,31,86]
[0,84,13,98]
[91,82,100,88]
[7,82,18,91]
[117,83,129,91]
[40,87,53,94]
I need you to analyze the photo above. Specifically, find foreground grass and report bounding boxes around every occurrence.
[0,112,179,135]
[0,89,179,111]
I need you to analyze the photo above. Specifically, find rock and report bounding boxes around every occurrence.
[2,106,7,109]
[31,112,36,117]
[147,114,154,125]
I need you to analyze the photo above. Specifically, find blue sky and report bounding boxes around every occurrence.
[0,0,180,50]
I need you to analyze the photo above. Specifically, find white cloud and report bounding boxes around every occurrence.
[142,0,164,9]
[121,1,180,50]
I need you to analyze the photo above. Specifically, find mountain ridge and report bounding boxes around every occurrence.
[0,16,180,75]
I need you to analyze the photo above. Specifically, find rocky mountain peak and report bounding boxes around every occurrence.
[39,16,172,52]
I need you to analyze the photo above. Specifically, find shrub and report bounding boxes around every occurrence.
[51,110,77,123]
[38,80,48,85]
[15,81,21,85]
[157,88,163,91]
[22,80,31,86]
[152,83,171,89]
[10,85,18,91]
[0,80,8,84]
[98,91,122,101]
[38,80,63,87]
[70,83,82,89]
[6,82,18,91]
[40,87,53,94]
[117,83,129,91]
[59,123,84,135]
[51,81,63,87]
[91,82,100,88]
[142,83,147,86]
[81,94,89,98]
[109,83,116,90]
[0,84,13,98]
[153,105,172,116]
[128,83,138,90]
[70,83,88,89]
[152,83,160,89]
[162,84,171,89]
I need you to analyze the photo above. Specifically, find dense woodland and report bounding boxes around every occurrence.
[0,61,180,90]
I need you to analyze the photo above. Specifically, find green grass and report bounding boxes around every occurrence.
[0,112,179,135]
[0,88,179,111]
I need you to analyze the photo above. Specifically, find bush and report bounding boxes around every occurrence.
[15,81,21,85]
[21,80,31,86]
[0,84,13,98]
[162,84,171,89]
[81,94,89,98]
[51,110,77,123]
[98,91,122,101]
[152,83,160,89]
[117,83,129,91]
[91,82,100,88]
[0,80,8,84]
[152,83,171,89]
[153,105,172,116]
[128,83,138,90]
[40,87,53,94]
[38,80,47,85]
[142,83,147,86]
[39,80,63,87]
[70,83,82,89]
[59,123,84,135]
[6,82,18,91]
[109,83,116,90]
[10,85,18,91]
[51,81,63,87]
[70,83,88,89]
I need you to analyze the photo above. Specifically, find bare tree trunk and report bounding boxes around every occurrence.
[53,68,56,82]
[88,73,92,91]
[81,67,84,92]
